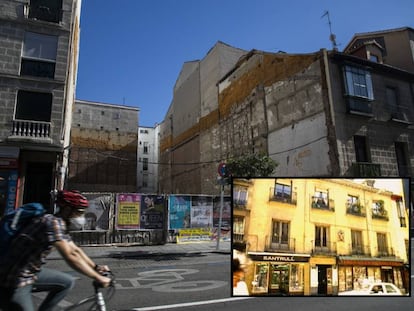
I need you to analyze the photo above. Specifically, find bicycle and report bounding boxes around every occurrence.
[33,271,116,311]
[67,271,116,311]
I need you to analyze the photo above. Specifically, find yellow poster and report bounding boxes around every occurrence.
[116,193,140,229]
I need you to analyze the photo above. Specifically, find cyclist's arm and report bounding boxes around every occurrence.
[54,239,110,286]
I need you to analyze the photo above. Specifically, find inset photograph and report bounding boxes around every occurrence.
[232,178,411,296]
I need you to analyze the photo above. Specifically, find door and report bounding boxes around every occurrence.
[318,265,328,295]
[270,264,289,295]
[23,162,53,211]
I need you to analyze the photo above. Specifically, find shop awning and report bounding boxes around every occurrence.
[338,256,404,267]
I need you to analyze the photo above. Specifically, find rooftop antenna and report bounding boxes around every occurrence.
[321,10,338,51]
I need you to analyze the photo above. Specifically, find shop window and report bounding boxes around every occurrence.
[252,263,269,294]
[289,264,304,293]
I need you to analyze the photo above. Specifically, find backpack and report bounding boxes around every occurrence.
[0,203,45,260]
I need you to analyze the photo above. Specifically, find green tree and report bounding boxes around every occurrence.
[226,153,278,177]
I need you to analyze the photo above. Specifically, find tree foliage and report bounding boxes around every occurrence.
[226,153,278,177]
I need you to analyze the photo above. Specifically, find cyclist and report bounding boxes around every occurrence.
[0,190,112,311]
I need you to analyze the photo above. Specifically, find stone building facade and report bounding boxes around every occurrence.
[68,100,139,192]
[0,0,81,214]
[159,27,414,196]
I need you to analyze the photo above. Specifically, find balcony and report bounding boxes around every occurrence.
[351,162,381,177]
[11,119,51,139]
[233,199,248,210]
[311,196,335,212]
[312,241,337,255]
[346,202,366,217]
[350,244,370,256]
[265,236,296,253]
[269,188,297,205]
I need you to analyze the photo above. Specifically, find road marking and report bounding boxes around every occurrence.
[130,297,252,311]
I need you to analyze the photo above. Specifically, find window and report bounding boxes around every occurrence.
[275,183,291,200]
[343,65,374,100]
[376,233,387,255]
[271,220,289,247]
[395,142,410,177]
[142,158,148,171]
[27,0,63,23]
[233,186,248,206]
[369,54,379,62]
[351,230,363,254]
[395,197,407,227]
[16,90,52,121]
[315,226,329,248]
[354,135,369,163]
[233,216,245,242]
[143,142,149,154]
[312,189,328,209]
[21,32,57,78]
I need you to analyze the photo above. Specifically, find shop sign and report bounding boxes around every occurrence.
[249,253,310,262]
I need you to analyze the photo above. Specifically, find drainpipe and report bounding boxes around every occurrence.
[321,49,340,176]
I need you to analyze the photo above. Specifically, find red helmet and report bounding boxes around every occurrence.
[56,190,88,213]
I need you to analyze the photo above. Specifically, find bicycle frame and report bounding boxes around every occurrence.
[64,282,115,311]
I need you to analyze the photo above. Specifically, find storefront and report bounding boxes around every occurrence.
[309,256,337,295]
[247,252,310,296]
[0,147,20,217]
[337,257,406,294]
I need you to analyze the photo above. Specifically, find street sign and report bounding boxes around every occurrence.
[217,163,227,177]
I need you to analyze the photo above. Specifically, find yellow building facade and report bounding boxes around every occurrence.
[233,178,410,296]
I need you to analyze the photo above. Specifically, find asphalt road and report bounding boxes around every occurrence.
[35,242,413,311]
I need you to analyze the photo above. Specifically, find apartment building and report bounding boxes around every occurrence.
[158,41,247,194]
[158,27,414,197]
[0,0,81,215]
[138,125,159,193]
[233,178,409,296]
[68,100,139,192]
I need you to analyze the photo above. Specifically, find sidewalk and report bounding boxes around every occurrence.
[48,240,231,260]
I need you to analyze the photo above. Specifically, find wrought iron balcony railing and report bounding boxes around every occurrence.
[351,162,381,177]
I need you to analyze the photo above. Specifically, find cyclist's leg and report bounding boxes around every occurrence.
[9,284,34,311]
[34,268,75,311]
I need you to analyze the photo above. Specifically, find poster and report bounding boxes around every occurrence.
[116,193,140,229]
[213,196,231,228]
[190,196,213,228]
[140,195,165,229]
[83,193,111,230]
[168,195,191,229]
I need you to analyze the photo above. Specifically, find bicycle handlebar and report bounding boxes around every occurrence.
[93,270,116,289]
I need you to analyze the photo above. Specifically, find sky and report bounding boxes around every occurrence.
[76,0,414,127]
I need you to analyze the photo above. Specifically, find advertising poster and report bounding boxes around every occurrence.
[190,195,213,228]
[140,195,165,229]
[168,195,191,229]
[83,193,111,230]
[116,193,140,229]
[213,196,231,228]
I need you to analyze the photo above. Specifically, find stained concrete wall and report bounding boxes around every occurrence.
[68,100,139,192]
